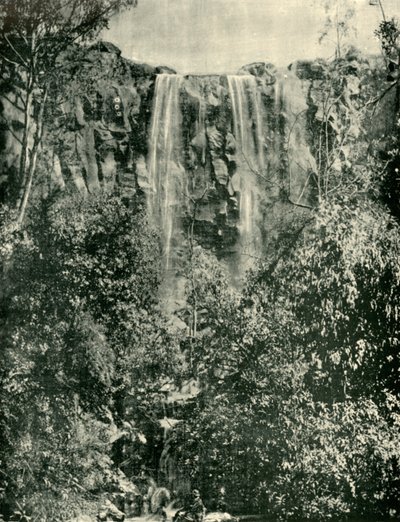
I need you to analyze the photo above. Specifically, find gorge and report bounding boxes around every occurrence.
[0,42,329,289]
[1,22,399,520]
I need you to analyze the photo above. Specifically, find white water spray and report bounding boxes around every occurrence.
[147,74,184,268]
[227,75,264,256]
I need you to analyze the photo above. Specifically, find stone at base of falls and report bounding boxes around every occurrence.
[150,487,171,515]
[205,512,239,522]
[117,477,143,516]
[97,499,125,521]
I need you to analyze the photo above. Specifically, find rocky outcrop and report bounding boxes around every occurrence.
[205,512,239,522]
[50,42,160,197]
[97,498,125,521]
[0,43,390,274]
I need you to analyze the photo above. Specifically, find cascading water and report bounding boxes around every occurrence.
[227,75,264,170]
[147,72,266,284]
[147,74,184,269]
[227,75,264,259]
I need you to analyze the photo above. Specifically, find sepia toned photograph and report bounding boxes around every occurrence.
[0,1,399,520]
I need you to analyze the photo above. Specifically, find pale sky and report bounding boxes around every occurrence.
[104,0,400,74]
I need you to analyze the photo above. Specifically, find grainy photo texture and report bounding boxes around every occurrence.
[0,1,400,521]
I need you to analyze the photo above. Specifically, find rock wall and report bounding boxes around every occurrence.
[49,42,160,197]
[0,43,392,272]
[139,66,318,275]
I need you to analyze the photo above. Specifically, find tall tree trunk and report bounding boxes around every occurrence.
[396,50,400,131]
[17,76,34,205]
[17,86,48,225]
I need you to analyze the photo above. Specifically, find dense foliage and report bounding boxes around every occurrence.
[169,42,400,521]
[173,227,400,519]
[0,7,400,522]
[0,194,181,519]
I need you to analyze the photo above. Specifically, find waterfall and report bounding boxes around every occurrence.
[147,74,184,268]
[146,73,265,278]
[227,75,264,257]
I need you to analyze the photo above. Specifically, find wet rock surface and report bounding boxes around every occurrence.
[204,512,239,522]
[0,43,390,275]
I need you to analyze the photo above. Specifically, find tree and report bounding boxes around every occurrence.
[374,15,400,219]
[0,193,182,518]
[0,0,137,224]
[319,0,356,59]
[171,242,400,519]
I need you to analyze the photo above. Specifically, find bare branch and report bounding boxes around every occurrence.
[1,93,25,113]
[0,52,22,68]
[238,149,276,184]
[378,0,387,22]
[65,0,81,28]
[0,117,24,145]
[15,27,29,47]
[363,80,399,110]
[4,34,29,68]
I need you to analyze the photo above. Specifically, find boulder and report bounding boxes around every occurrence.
[151,486,171,514]
[205,512,239,522]
[97,499,125,521]
[288,59,327,80]
[239,62,277,84]
[90,41,122,56]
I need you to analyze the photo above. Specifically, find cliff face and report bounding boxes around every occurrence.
[139,66,320,273]
[0,43,391,274]
[49,42,159,196]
